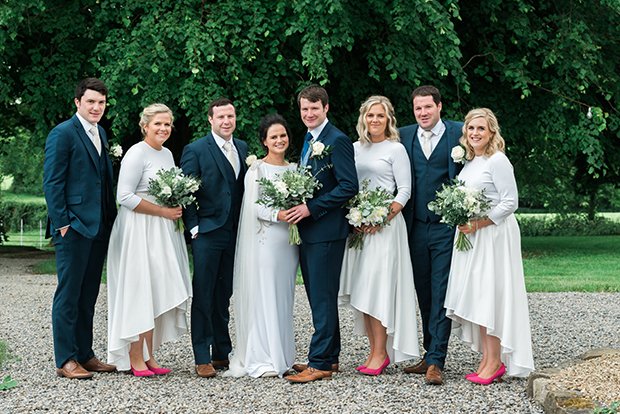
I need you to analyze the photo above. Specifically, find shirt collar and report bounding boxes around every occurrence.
[212,132,235,149]
[309,117,329,140]
[76,112,97,135]
[417,119,445,139]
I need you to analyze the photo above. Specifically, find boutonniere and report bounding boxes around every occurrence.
[309,138,333,160]
[107,143,123,165]
[245,154,260,171]
[451,144,466,165]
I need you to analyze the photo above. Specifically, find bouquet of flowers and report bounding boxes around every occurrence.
[256,166,323,245]
[344,179,394,250]
[427,179,491,251]
[107,143,123,164]
[147,166,201,232]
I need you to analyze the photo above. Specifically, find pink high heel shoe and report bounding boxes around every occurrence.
[467,364,505,385]
[131,365,155,377]
[359,356,390,376]
[146,363,171,375]
[465,372,478,379]
[356,365,367,371]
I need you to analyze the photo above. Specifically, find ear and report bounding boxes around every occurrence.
[324,103,329,113]
[74,98,80,108]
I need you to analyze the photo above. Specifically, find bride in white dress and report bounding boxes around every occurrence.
[339,96,419,375]
[224,114,299,378]
[107,104,192,376]
[444,108,534,384]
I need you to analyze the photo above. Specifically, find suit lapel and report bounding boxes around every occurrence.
[233,138,247,176]
[206,133,234,183]
[445,121,458,179]
[72,115,101,172]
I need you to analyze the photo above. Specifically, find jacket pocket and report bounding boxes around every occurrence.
[66,195,82,205]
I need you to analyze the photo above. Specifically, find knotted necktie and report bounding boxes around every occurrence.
[89,125,102,156]
[223,141,237,175]
[301,132,313,166]
[422,130,433,159]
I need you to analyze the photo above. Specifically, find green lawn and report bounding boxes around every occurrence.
[522,236,620,292]
[2,191,46,205]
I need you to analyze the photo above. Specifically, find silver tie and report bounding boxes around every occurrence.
[90,125,102,156]
[422,130,433,159]
[223,141,237,175]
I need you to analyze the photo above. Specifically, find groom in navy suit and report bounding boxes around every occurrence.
[43,78,117,379]
[284,85,358,383]
[180,98,248,378]
[400,85,464,385]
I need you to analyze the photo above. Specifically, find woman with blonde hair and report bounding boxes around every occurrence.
[444,108,534,384]
[339,95,419,375]
[107,104,192,377]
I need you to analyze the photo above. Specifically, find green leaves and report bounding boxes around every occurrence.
[0,375,18,390]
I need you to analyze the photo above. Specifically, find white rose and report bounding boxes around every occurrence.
[161,186,172,197]
[311,141,325,157]
[347,208,363,226]
[111,144,123,157]
[376,206,389,218]
[451,145,465,164]
[274,181,289,198]
[245,154,257,166]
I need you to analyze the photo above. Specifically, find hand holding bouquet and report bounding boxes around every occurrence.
[147,166,201,232]
[344,179,394,250]
[427,179,491,251]
[256,166,323,245]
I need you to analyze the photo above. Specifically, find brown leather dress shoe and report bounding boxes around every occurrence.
[425,364,443,385]
[196,363,217,378]
[285,367,332,383]
[56,360,94,379]
[212,359,230,370]
[404,359,427,374]
[82,357,116,372]
[292,363,339,373]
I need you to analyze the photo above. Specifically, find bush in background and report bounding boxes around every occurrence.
[0,197,47,233]
[517,214,620,237]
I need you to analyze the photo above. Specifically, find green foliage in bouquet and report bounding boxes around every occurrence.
[147,167,201,232]
[344,179,394,249]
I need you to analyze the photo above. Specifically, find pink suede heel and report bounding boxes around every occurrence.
[359,356,390,376]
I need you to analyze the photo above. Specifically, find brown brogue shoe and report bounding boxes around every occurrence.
[404,359,427,374]
[82,357,116,372]
[425,364,443,385]
[195,363,217,378]
[56,360,94,379]
[212,359,230,370]
[285,367,332,383]
[292,363,339,373]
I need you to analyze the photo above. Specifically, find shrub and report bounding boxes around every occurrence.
[0,197,48,233]
[517,214,620,237]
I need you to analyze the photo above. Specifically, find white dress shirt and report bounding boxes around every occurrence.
[417,120,447,155]
[212,132,240,178]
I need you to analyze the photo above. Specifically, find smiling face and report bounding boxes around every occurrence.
[143,113,172,150]
[413,95,442,131]
[365,103,387,142]
[467,116,493,156]
[300,98,328,131]
[263,123,289,156]
[75,89,106,125]
[209,104,236,140]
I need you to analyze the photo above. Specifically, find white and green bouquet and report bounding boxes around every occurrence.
[256,166,323,245]
[344,179,394,250]
[147,166,201,232]
[427,179,491,251]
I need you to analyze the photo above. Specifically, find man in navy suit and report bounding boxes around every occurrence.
[43,78,118,379]
[180,98,248,378]
[399,85,464,385]
[284,85,358,383]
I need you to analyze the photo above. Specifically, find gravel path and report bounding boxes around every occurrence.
[1,257,619,413]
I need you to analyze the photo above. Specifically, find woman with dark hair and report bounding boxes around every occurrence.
[107,104,192,376]
[444,108,534,384]
[224,114,299,378]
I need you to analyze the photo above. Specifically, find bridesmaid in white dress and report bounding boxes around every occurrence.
[107,104,192,376]
[444,108,534,384]
[224,113,299,378]
[339,96,419,375]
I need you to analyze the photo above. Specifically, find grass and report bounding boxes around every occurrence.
[2,191,46,205]
[516,212,620,222]
[0,340,16,369]
[522,236,620,292]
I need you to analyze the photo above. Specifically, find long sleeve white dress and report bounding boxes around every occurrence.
[338,140,420,363]
[106,141,192,371]
[444,151,534,377]
[224,160,299,378]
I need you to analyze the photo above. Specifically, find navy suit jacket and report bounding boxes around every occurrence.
[43,114,117,239]
[180,133,249,233]
[399,119,464,233]
[298,122,358,243]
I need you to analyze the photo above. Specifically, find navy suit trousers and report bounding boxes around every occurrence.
[409,219,455,369]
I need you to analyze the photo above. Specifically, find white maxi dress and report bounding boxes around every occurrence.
[224,160,299,378]
[444,151,534,377]
[338,140,420,363]
[107,141,192,371]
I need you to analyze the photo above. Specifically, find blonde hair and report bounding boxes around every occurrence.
[139,104,174,136]
[460,108,505,160]
[356,95,400,145]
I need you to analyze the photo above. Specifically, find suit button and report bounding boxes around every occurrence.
[426,185,429,188]
[426,163,430,166]
[425,196,429,199]
[97,200,101,204]
[96,182,101,186]
[426,174,430,177]
[226,210,229,214]
[227,192,230,196]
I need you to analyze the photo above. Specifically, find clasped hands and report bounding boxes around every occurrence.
[280,204,311,224]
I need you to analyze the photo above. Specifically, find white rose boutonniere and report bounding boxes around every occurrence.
[451,144,466,164]
[309,138,333,160]
[107,143,123,164]
[246,154,258,167]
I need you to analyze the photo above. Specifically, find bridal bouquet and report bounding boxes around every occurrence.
[147,166,201,232]
[256,166,323,245]
[344,179,394,250]
[427,179,491,251]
